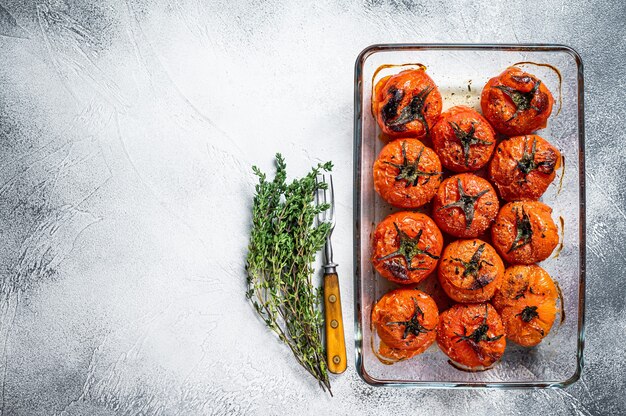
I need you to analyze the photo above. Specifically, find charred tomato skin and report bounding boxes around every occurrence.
[374,69,443,140]
[432,174,499,238]
[431,105,497,172]
[437,303,506,371]
[438,239,504,303]
[372,288,439,357]
[490,135,562,201]
[373,138,442,208]
[491,201,559,265]
[481,66,554,136]
[372,211,444,285]
[493,264,558,347]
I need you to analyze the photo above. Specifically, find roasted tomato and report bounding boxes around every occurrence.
[493,264,558,347]
[437,303,506,371]
[373,69,442,140]
[372,288,439,359]
[372,211,443,285]
[438,239,504,303]
[373,139,442,208]
[481,66,554,136]
[489,135,562,201]
[431,105,496,172]
[432,174,499,238]
[491,201,558,264]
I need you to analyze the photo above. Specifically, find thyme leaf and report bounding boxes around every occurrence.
[437,178,490,229]
[383,141,442,187]
[508,207,533,253]
[386,297,434,339]
[449,121,493,167]
[246,154,333,394]
[494,79,542,121]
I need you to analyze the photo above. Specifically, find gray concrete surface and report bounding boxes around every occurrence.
[0,0,623,415]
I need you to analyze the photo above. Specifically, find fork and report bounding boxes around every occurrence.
[316,174,347,374]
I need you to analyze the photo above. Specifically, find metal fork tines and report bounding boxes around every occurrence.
[316,174,337,274]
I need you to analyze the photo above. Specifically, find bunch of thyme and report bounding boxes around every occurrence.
[246,154,333,394]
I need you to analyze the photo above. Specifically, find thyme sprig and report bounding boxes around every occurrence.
[246,154,333,394]
[386,86,433,133]
[494,80,541,121]
[377,223,440,279]
[449,121,493,167]
[437,178,490,229]
[386,297,433,339]
[450,243,494,289]
[383,141,441,187]
[508,207,533,253]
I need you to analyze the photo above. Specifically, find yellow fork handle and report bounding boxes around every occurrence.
[324,272,347,374]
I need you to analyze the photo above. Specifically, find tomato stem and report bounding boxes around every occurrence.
[383,141,442,187]
[385,297,434,339]
[494,79,542,121]
[450,243,495,289]
[438,178,489,229]
[449,121,493,167]
[385,86,433,133]
[508,206,533,253]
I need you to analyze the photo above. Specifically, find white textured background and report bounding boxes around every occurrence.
[0,1,623,415]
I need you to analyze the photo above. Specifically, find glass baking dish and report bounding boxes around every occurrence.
[353,44,585,388]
